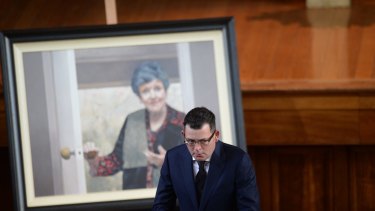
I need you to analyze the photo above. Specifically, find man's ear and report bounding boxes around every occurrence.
[215,130,220,141]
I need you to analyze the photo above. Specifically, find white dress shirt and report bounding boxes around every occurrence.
[192,158,210,176]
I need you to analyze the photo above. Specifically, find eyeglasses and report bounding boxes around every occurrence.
[184,130,216,146]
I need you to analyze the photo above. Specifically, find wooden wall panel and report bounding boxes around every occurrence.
[1,0,375,91]
[242,93,360,110]
[248,146,375,211]
[245,110,359,145]
[248,147,336,211]
[243,92,375,145]
[0,0,106,30]
[247,147,272,211]
[331,148,350,211]
[274,148,331,211]
[115,0,375,91]
[350,147,375,211]
[359,111,375,144]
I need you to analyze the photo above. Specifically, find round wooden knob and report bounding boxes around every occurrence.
[60,147,73,160]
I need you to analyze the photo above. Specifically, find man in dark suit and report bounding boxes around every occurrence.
[153,107,260,211]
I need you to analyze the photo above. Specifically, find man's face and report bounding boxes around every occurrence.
[183,123,219,161]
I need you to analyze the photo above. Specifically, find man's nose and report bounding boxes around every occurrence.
[193,143,202,151]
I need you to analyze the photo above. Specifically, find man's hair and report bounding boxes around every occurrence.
[183,107,216,132]
[131,61,170,96]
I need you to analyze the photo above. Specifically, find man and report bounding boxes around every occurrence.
[153,107,260,211]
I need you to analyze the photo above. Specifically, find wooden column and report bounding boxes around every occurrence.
[307,0,350,8]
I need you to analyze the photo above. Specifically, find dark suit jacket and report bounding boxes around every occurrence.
[153,141,260,211]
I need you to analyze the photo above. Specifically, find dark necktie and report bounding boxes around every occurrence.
[195,161,207,204]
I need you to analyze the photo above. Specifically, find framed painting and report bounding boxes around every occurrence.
[0,17,246,210]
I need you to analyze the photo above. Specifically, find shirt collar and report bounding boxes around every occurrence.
[192,157,210,162]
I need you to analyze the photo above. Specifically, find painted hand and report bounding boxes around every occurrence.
[144,145,167,167]
[83,142,99,160]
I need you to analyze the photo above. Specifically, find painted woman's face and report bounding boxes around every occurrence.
[138,79,167,113]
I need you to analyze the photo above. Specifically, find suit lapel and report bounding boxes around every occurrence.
[179,146,199,209]
[200,141,225,210]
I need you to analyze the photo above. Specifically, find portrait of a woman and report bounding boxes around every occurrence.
[84,61,185,189]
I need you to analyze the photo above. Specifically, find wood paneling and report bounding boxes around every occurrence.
[350,147,375,211]
[114,0,375,91]
[0,0,106,30]
[243,91,375,210]
[245,110,359,145]
[1,0,375,91]
[243,92,375,145]
[249,147,335,211]
[248,146,375,211]
[359,111,375,144]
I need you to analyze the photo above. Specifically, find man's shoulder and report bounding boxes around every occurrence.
[165,144,188,159]
[221,141,246,153]
[219,141,248,159]
[168,144,186,154]
[218,142,255,170]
